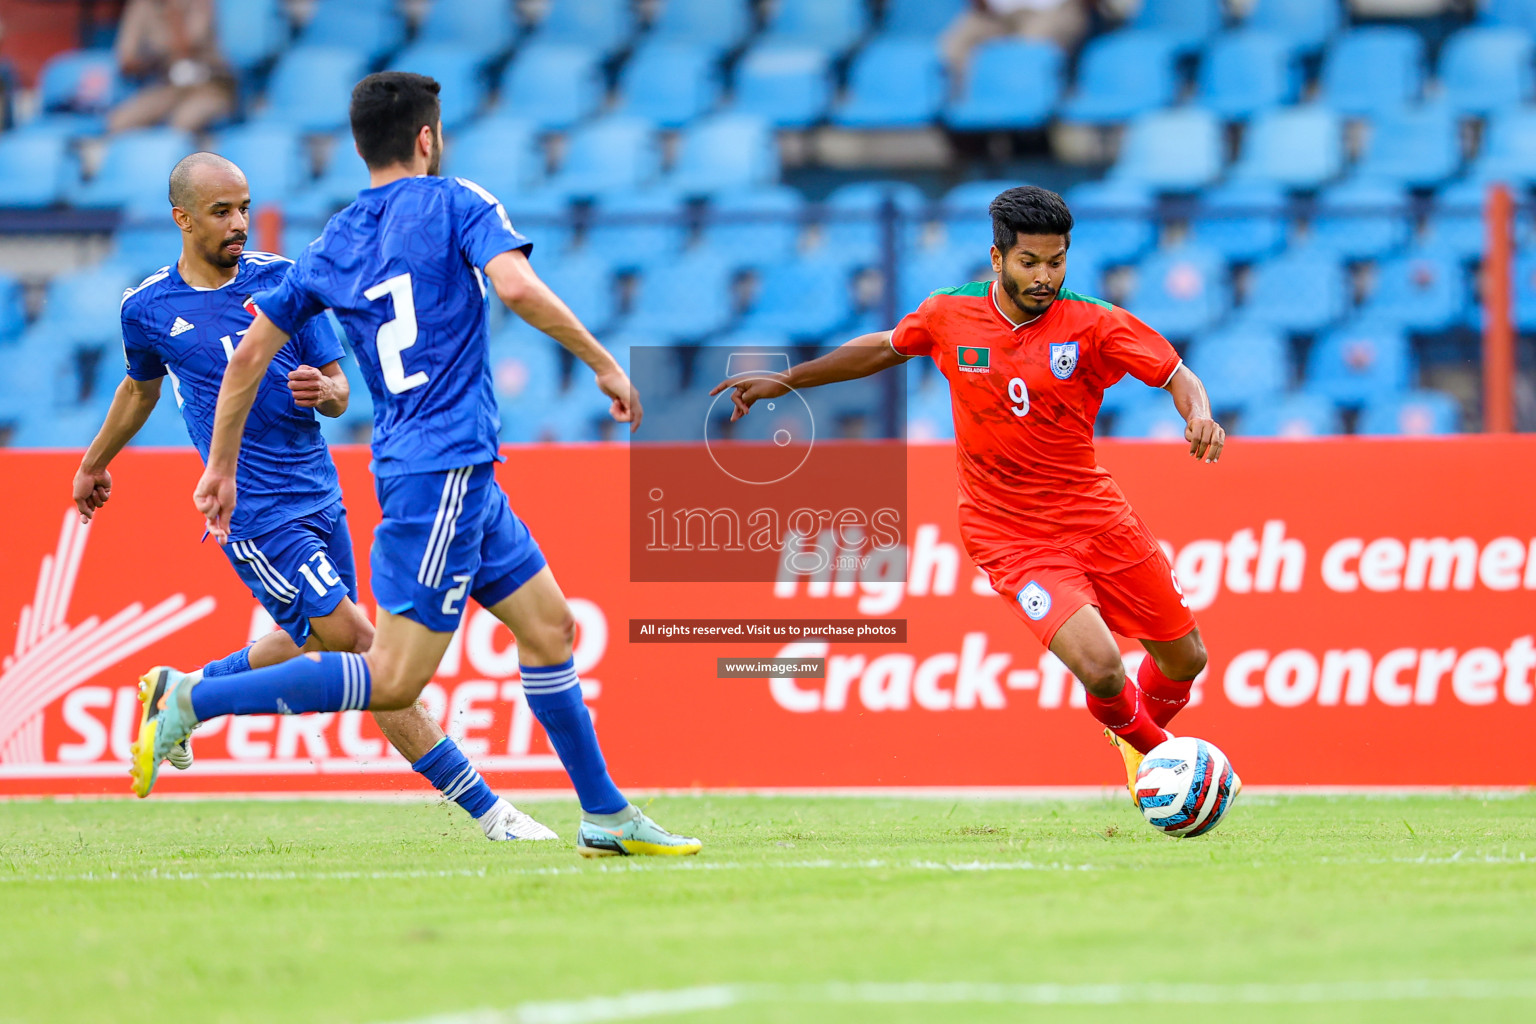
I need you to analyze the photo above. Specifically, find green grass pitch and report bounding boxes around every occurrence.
[3,793,1536,1024]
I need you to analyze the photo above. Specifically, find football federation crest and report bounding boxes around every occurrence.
[1018,580,1052,621]
[956,346,991,373]
[1050,342,1079,380]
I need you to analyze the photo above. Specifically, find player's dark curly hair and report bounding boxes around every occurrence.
[350,72,441,170]
[989,185,1073,254]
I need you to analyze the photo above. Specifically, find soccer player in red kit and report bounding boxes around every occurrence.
[712,185,1230,793]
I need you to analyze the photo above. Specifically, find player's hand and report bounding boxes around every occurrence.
[72,465,111,524]
[708,375,791,422]
[596,366,642,432]
[1186,415,1225,464]
[287,364,335,408]
[193,467,237,543]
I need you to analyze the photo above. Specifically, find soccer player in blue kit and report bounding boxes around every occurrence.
[132,73,700,856]
[85,153,556,841]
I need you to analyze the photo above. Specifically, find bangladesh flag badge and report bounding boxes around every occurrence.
[956,345,991,373]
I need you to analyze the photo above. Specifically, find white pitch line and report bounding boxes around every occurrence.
[385,979,1536,1024]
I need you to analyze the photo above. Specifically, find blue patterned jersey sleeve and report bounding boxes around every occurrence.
[254,253,327,337]
[451,177,532,271]
[120,304,165,381]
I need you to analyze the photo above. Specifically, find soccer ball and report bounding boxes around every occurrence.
[1134,736,1240,838]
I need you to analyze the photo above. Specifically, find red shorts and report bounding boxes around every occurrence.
[975,512,1197,648]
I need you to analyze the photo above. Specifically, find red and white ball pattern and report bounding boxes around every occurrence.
[1135,736,1240,838]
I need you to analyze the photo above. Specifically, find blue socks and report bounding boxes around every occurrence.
[522,659,627,815]
[201,645,251,678]
[411,737,500,819]
[188,651,371,720]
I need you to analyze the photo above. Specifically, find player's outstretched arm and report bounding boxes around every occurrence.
[288,360,349,417]
[72,376,162,524]
[708,331,906,422]
[483,249,641,431]
[1164,363,1225,464]
[195,312,292,540]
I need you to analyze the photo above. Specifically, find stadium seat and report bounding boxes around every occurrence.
[1309,178,1411,261]
[0,133,68,208]
[69,129,194,216]
[1186,326,1290,414]
[899,245,989,319]
[1188,180,1288,262]
[216,0,289,74]
[109,220,183,277]
[833,38,946,129]
[616,41,721,128]
[1243,0,1339,54]
[1320,28,1424,118]
[297,0,404,63]
[38,262,137,345]
[1304,319,1413,407]
[529,0,637,56]
[493,44,604,131]
[1112,396,1191,440]
[11,401,110,448]
[1132,0,1222,54]
[1440,27,1534,116]
[884,0,966,39]
[1511,251,1536,330]
[1467,109,1536,185]
[0,273,25,343]
[287,129,368,218]
[906,376,955,441]
[940,179,1015,253]
[489,324,564,441]
[1196,31,1298,120]
[945,40,1064,131]
[211,123,310,202]
[443,116,542,201]
[1424,178,1498,259]
[625,250,740,338]
[1099,374,1163,417]
[128,395,191,448]
[730,45,833,128]
[760,0,868,52]
[1230,105,1343,188]
[258,46,369,132]
[665,114,778,195]
[1060,31,1179,125]
[1111,108,1224,191]
[1063,178,1156,263]
[1352,103,1460,188]
[1358,390,1461,436]
[1482,0,1536,30]
[387,44,489,130]
[1125,244,1228,339]
[826,181,929,264]
[1240,392,1341,436]
[503,188,575,255]
[416,0,520,61]
[585,189,691,265]
[1240,246,1348,333]
[738,257,855,338]
[529,250,618,332]
[546,116,660,199]
[36,49,120,118]
[648,0,751,51]
[702,186,806,264]
[1360,249,1468,332]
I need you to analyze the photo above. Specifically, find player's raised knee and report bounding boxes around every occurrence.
[363,652,427,711]
[515,607,576,664]
[1077,657,1127,699]
[1163,633,1208,681]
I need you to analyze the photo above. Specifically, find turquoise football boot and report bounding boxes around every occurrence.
[576,808,702,858]
[129,667,198,798]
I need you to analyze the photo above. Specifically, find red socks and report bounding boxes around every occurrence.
[1085,684,1168,755]
[1137,657,1193,728]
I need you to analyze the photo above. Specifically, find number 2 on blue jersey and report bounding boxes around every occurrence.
[364,272,428,394]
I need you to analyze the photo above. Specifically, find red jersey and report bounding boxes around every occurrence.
[891,281,1181,563]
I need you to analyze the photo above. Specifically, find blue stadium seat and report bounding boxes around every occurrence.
[941,178,1016,253]
[1511,251,1536,329]
[1304,319,1412,407]
[834,38,946,129]
[387,44,489,130]
[1240,393,1340,436]
[216,0,289,74]
[1240,246,1348,333]
[730,45,833,128]
[129,394,192,448]
[443,116,542,201]
[945,40,1063,130]
[258,46,369,132]
[703,186,806,264]
[1358,390,1461,436]
[529,0,637,56]
[826,180,928,264]
[906,376,955,441]
[648,0,751,51]
[1112,108,1224,191]
[489,324,564,441]
[211,123,310,202]
[1231,105,1343,188]
[298,0,404,63]
[546,116,660,199]
[665,114,778,195]
[1320,28,1424,118]
[1310,178,1411,261]
[1424,178,1497,259]
[532,249,619,330]
[1467,109,1536,184]
[536,385,626,442]
[286,129,368,218]
[0,273,26,343]
[1352,103,1460,188]
[1060,31,1179,125]
[0,133,68,208]
[11,402,110,448]
[36,49,120,117]
[1099,374,1163,417]
[1188,180,1288,262]
[503,188,575,255]
[416,0,520,61]
[1064,245,1108,299]
[319,357,374,445]
[1064,178,1156,263]
[885,0,966,39]
[585,188,691,264]
[110,220,183,278]
[738,257,855,338]
[1482,0,1536,31]
[616,41,720,128]
[1197,31,1297,120]
[899,246,989,319]
[1243,0,1339,54]
[1187,326,1290,414]
[1440,27,1534,116]
[493,43,604,131]
[1112,397,1191,440]
[1133,0,1223,54]
[625,250,740,338]
[761,0,868,52]
[1125,244,1228,338]
[1361,250,1468,332]
[38,262,137,345]
[69,129,193,216]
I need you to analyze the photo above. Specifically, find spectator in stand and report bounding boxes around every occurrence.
[941,0,1092,81]
[107,0,234,133]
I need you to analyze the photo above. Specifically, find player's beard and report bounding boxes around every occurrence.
[210,232,246,269]
[426,130,442,176]
[999,267,1056,317]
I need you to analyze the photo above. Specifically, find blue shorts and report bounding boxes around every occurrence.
[372,463,548,633]
[224,500,359,647]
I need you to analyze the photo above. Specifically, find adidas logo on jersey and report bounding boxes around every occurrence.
[170,317,195,336]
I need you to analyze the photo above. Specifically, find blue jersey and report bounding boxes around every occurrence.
[120,251,346,541]
[254,176,531,477]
